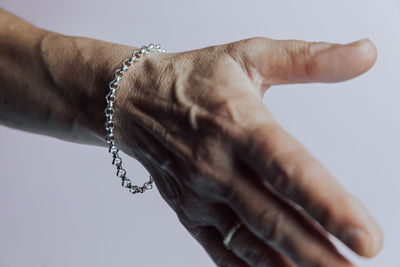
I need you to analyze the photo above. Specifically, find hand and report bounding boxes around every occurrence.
[112,37,382,266]
[0,10,382,266]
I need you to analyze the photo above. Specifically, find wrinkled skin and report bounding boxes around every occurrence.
[0,9,383,267]
[111,37,383,266]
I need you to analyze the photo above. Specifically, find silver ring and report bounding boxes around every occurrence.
[223,222,242,250]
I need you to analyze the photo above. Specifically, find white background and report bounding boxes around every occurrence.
[0,0,399,266]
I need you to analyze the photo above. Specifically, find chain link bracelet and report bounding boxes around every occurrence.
[105,44,166,195]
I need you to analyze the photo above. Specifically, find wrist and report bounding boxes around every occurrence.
[40,32,137,146]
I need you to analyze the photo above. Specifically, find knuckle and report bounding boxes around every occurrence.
[281,41,314,78]
[224,40,242,59]
[212,175,237,202]
[245,36,272,53]
[283,40,334,80]
[304,41,314,58]
[224,36,269,61]
[223,36,270,76]
[208,98,238,124]
[284,154,308,184]
[188,99,243,142]
[255,208,285,243]
[285,40,313,59]
[269,149,312,199]
[187,160,235,201]
[239,36,269,51]
[219,178,239,202]
[303,42,317,79]
[242,239,264,265]
[266,154,291,191]
[210,97,250,134]
[224,36,268,58]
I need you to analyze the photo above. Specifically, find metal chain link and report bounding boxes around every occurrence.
[105,44,166,195]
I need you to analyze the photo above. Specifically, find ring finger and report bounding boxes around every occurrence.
[208,204,295,267]
[228,224,295,267]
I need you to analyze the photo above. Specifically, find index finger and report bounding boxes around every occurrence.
[235,121,383,257]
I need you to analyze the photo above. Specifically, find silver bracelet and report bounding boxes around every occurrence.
[105,44,166,195]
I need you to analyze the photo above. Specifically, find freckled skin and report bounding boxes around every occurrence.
[0,9,383,267]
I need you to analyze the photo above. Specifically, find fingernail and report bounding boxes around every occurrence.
[348,38,376,59]
[347,38,370,46]
[342,226,383,257]
[368,223,384,256]
[342,227,369,254]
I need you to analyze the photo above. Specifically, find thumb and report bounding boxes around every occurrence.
[233,37,377,85]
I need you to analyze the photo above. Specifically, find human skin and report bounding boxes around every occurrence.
[0,8,383,267]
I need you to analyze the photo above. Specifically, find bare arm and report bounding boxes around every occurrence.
[0,8,133,145]
[0,8,383,266]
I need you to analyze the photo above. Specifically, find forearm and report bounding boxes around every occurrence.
[0,9,134,146]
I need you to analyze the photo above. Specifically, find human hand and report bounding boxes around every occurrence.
[0,10,383,266]
[112,37,383,266]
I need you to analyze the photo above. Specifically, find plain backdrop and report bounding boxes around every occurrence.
[0,0,399,266]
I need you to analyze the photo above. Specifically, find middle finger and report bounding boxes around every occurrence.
[222,171,353,267]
